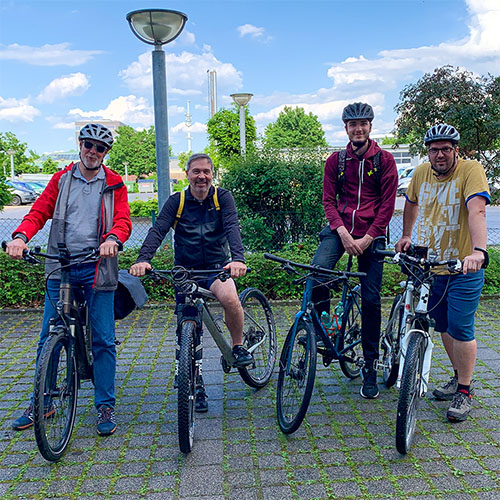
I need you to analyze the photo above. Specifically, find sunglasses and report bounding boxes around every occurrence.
[83,140,107,154]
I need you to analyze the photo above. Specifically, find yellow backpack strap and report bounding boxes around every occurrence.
[213,186,220,211]
[173,190,185,229]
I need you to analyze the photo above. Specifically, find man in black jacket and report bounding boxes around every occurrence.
[129,153,252,411]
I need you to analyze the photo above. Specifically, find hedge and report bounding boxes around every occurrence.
[0,245,498,309]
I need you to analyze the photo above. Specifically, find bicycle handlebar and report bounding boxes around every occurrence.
[373,247,460,273]
[264,253,367,278]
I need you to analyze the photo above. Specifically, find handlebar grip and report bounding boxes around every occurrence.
[264,253,287,264]
[374,249,396,257]
[1,241,6,251]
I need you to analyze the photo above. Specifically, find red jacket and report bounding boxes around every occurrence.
[323,140,398,238]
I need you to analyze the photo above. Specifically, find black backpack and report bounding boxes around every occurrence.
[336,149,382,196]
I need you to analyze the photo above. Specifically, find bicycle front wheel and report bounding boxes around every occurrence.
[178,320,196,453]
[276,320,317,434]
[238,288,277,388]
[33,328,78,462]
[338,294,363,379]
[395,332,426,454]
[382,294,403,388]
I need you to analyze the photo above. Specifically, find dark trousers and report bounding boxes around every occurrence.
[311,230,383,364]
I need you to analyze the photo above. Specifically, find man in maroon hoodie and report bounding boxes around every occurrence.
[312,102,398,399]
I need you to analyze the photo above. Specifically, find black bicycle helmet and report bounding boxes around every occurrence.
[424,123,460,145]
[342,102,374,123]
[78,123,114,148]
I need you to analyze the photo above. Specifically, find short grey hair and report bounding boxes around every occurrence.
[186,153,214,171]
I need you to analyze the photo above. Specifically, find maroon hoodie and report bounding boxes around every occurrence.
[323,139,398,238]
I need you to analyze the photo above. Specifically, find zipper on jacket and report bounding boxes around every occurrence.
[350,159,364,235]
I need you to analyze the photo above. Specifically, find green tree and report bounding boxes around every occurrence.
[206,104,256,163]
[41,158,59,174]
[0,132,39,176]
[221,149,325,250]
[177,150,193,171]
[263,106,328,149]
[394,66,500,179]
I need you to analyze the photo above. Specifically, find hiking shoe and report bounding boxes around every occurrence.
[12,404,55,431]
[232,345,253,368]
[195,375,208,413]
[360,367,379,399]
[97,405,117,436]
[433,376,475,401]
[447,390,472,422]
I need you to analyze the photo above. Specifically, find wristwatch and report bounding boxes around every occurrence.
[473,247,489,269]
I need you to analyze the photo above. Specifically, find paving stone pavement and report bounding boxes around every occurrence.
[0,299,499,500]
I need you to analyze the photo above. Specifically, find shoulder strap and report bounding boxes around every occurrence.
[213,186,220,211]
[337,150,347,196]
[373,151,382,184]
[172,190,185,230]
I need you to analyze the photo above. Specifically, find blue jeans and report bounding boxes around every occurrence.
[311,229,383,364]
[33,263,116,409]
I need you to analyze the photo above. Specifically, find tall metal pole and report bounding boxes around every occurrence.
[8,151,15,181]
[239,105,246,156]
[152,46,170,214]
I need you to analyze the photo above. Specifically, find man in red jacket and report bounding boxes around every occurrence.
[312,103,398,399]
[5,123,132,435]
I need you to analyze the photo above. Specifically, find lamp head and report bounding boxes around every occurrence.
[126,9,187,46]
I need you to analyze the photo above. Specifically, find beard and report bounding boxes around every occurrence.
[352,139,368,148]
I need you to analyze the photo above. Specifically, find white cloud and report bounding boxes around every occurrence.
[119,48,242,96]
[0,43,103,66]
[0,96,40,122]
[172,121,207,133]
[326,0,500,93]
[37,73,90,103]
[237,24,272,42]
[52,121,75,130]
[68,95,153,126]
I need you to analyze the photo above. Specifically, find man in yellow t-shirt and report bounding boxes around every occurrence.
[396,123,490,422]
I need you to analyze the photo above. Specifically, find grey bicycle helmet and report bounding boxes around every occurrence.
[78,123,114,148]
[424,123,460,145]
[342,102,374,123]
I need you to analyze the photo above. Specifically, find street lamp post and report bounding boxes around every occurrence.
[126,9,187,214]
[230,93,253,156]
[6,149,15,181]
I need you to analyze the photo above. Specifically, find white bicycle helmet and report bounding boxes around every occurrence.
[79,123,114,148]
[424,123,460,145]
[342,102,374,123]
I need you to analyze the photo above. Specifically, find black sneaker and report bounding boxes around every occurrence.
[97,405,117,436]
[360,367,379,399]
[12,404,55,431]
[447,390,472,422]
[195,375,208,413]
[232,345,253,368]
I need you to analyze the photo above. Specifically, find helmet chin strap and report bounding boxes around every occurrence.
[79,152,101,171]
[431,152,457,177]
[352,139,369,155]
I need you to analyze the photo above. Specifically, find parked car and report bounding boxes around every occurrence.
[397,167,416,196]
[6,181,38,206]
[22,181,45,195]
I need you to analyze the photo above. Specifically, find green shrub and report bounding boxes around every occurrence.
[129,198,158,217]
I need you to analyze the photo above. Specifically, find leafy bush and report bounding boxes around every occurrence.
[129,198,158,217]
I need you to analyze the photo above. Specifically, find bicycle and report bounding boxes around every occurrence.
[147,267,276,453]
[2,242,106,462]
[374,245,461,454]
[264,253,366,434]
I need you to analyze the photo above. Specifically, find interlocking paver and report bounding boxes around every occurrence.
[0,299,499,499]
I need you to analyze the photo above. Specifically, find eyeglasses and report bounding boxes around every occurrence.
[428,146,455,156]
[83,140,107,154]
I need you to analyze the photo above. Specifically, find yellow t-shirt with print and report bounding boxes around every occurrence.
[406,158,490,267]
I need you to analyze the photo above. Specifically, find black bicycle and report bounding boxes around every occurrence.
[2,242,106,461]
[264,253,366,434]
[147,267,276,453]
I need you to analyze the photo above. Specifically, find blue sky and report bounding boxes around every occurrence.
[1,0,499,156]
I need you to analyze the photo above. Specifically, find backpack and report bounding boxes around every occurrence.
[336,149,382,196]
[172,186,220,230]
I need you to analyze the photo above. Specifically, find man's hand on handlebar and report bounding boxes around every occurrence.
[395,236,412,253]
[129,261,152,277]
[5,238,28,260]
[223,261,247,279]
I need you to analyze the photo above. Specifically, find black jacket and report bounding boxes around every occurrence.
[137,186,245,268]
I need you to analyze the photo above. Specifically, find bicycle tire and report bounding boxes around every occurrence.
[395,332,426,454]
[338,292,363,379]
[382,294,403,388]
[276,319,317,434]
[238,288,277,388]
[33,328,78,462]
[178,320,196,453]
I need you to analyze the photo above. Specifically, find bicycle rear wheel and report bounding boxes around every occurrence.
[178,320,196,453]
[382,294,403,388]
[395,332,426,454]
[238,288,277,388]
[338,294,363,379]
[276,320,317,434]
[33,328,78,462]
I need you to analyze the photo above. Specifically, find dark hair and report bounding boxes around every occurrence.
[186,153,214,171]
